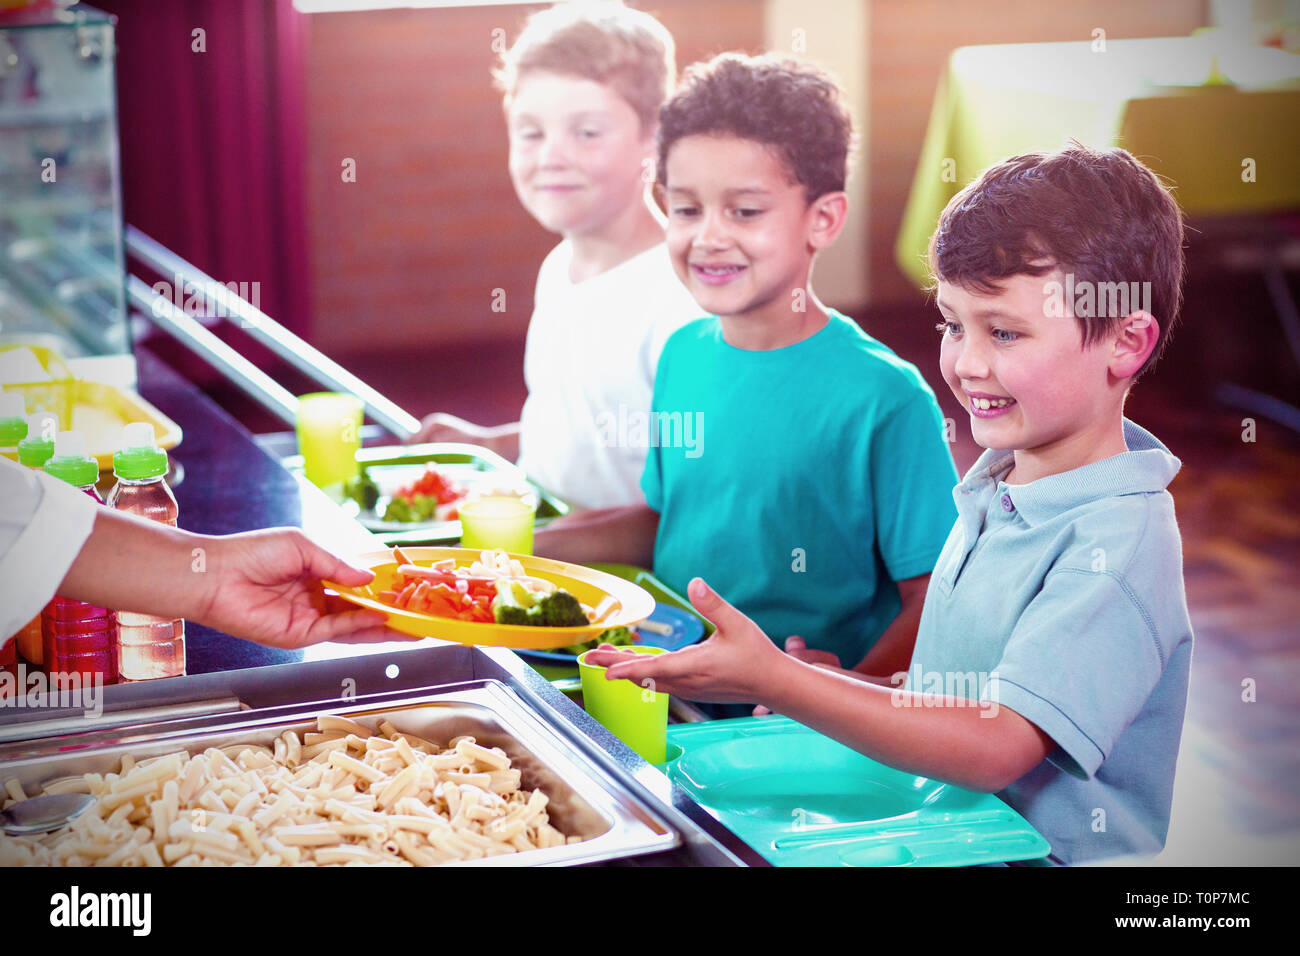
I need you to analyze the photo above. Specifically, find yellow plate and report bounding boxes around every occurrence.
[328,547,657,649]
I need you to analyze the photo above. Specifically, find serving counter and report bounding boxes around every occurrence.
[8,345,762,867]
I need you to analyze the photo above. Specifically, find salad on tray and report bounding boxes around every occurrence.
[343,464,470,523]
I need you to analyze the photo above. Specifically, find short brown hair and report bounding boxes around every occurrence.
[494,2,676,131]
[656,53,854,201]
[927,144,1185,378]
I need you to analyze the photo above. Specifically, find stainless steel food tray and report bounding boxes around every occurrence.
[0,678,678,867]
[0,644,752,866]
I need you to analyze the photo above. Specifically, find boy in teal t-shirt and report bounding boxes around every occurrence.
[644,310,956,668]
[537,54,956,675]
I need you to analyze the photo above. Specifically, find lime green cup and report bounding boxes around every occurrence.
[577,646,669,763]
[458,494,536,555]
[296,392,363,490]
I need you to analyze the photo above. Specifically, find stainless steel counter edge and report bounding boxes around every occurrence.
[0,643,761,866]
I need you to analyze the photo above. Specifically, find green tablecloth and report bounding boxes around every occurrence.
[895,36,1300,287]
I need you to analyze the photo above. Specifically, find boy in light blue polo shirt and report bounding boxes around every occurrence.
[589,144,1194,864]
[913,418,1192,862]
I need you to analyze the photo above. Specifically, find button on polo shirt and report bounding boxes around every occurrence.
[908,419,1194,864]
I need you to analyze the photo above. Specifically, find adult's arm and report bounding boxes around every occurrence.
[59,508,391,650]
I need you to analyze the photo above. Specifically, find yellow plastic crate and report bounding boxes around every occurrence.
[73,381,183,471]
[1,344,183,469]
[0,344,76,430]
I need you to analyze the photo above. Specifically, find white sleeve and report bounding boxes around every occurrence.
[0,458,100,638]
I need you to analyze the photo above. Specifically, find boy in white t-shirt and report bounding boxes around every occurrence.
[409,2,701,510]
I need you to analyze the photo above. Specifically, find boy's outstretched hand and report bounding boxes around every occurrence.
[190,529,394,650]
[752,636,841,715]
[780,635,840,667]
[583,577,787,703]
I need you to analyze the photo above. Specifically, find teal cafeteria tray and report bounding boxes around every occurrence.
[659,716,1051,867]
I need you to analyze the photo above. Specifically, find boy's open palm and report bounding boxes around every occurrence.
[585,577,785,703]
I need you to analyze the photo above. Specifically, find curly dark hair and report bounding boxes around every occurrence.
[928,143,1185,379]
[656,53,853,201]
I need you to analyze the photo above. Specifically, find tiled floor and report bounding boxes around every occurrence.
[209,271,1300,866]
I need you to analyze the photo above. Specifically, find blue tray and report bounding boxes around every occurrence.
[660,717,1051,867]
[513,603,705,664]
[513,564,707,664]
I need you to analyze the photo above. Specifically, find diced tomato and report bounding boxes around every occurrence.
[392,466,466,507]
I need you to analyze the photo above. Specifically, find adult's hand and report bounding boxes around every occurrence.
[190,529,393,649]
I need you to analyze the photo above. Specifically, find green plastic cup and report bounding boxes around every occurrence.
[296,392,363,490]
[577,646,669,763]
[458,494,536,555]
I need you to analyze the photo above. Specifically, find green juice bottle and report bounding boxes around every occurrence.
[13,413,58,666]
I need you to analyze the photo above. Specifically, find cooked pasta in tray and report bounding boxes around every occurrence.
[0,680,674,868]
[1,713,581,867]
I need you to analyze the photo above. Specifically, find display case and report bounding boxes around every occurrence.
[0,3,127,361]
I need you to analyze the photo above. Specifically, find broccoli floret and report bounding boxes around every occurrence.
[597,626,634,646]
[492,581,588,628]
[494,603,533,626]
[382,494,440,523]
[343,470,380,511]
[383,496,412,522]
[556,627,635,656]
[493,578,533,626]
[535,590,588,627]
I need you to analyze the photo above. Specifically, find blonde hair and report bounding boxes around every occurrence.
[495,1,676,131]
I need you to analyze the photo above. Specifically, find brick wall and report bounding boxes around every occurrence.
[304,0,1209,358]
[304,1,764,359]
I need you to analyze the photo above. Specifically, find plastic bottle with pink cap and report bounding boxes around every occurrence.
[12,411,60,667]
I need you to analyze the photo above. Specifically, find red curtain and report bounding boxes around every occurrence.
[95,0,310,337]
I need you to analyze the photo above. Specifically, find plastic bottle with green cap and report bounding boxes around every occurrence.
[13,412,61,666]
[43,431,118,684]
[1,394,25,672]
[0,393,26,462]
[17,411,58,470]
[107,422,185,680]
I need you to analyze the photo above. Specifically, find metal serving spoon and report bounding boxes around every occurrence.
[0,793,96,835]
